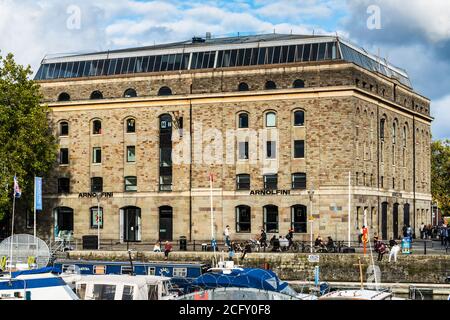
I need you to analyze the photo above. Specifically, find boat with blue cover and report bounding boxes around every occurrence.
[0,267,78,300]
[53,259,210,293]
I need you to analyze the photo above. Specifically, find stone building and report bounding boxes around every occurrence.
[29,34,432,244]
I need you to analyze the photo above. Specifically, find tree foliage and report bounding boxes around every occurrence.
[431,139,450,216]
[0,53,57,221]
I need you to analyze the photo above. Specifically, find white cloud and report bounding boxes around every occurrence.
[431,95,450,140]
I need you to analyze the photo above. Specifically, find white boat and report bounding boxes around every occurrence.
[319,289,400,300]
[62,274,178,300]
[0,267,79,300]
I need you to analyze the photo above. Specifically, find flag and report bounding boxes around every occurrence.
[13,175,21,199]
[34,177,42,211]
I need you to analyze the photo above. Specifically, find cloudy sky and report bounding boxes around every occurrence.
[0,0,449,139]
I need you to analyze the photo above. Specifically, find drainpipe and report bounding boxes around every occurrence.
[189,95,193,242]
[413,115,416,234]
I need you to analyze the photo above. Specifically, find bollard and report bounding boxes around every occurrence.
[424,241,427,255]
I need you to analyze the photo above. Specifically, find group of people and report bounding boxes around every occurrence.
[373,236,401,262]
[153,241,173,260]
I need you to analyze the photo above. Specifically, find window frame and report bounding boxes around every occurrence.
[127,146,136,163]
[236,174,251,190]
[291,205,307,233]
[292,173,307,190]
[263,205,279,233]
[124,176,137,192]
[294,140,305,159]
[126,118,136,133]
[59,148,69,165]
[238,112,249,129]
[91,177,103,193]
[60,121,69,136]
[265,112,277,128]
[93,147,102,164]
[293,110,305,127]
[235,205,251,233]
[58,177,70,194]
[264,174,278,190]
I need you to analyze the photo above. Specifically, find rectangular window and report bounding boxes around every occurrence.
[160,148,172,167]
[60,122,69,136]
[126,119,136,133]
[93,285,116,300]
[93,265,106,275]
[148,267,156,275]
[91,177,103,193]
[266,141,276,159]
[93,147,102,164]
[294,140,305,158]
[238,142,249,160]
[159,176,172,191]
[236,174,250,190]
[122,285,134,300]
[292,206,307,233]
[173,268,187,277]
[264,174,278,190]
[90,207,103,229]
[264,206,278,233]
[58,178,70,194]
[236,206,251,233]
[121,266,133,275]
[125,176,137,192]
[292,173,306,190]
[127,146,136,162]
[60,148,69,165]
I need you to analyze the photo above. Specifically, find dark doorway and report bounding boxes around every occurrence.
[55,207,74,232]
[393,203,399,239]
[381,202,388,240]
[122,207,141,242]
[404,203,410,227]
[159,206,173,241]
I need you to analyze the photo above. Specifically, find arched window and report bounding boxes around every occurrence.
[265,81,276,90]
[380,118,386,140]
[236,205,251,233]
[92,120,102,135]
[265,112,276,127]
[263,205,278,233]
[58,92,71,102]
[158,86,172,96]
[238,113,249,128]
[126,118,136,133]
[90,91,103,100]
[291,205,307,233]
[293,79,305,88]
[59,121,69,136]
[124,88,137,98]
[238,82,249,91]
[294,110,305,126]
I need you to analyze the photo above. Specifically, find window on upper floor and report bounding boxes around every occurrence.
[238,113,249,128]
[60,121,69,136]
[158,86,172,96]
[292,173,306,190]
[58,178,70,194]
[93,147,102,164]
[294,110,305,126]
[238,141,249,160]
[294,140,305,158]
[93,120,102,135]
[236,174,250,190]
[265,112,276,127]
[265,81,277,90]
[58,92,71,102]
[91,177,103,193]
[293,79,305,89]
[90,91,103,100]
[238,82,249,91]
[127,146,136,162]
[59,148,69,165]
[264,174,278,190]
[124,88,137,98]
[126,118,136,133]
[124,176,137,192]
[266,141,276,159]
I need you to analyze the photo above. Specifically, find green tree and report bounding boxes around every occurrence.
[0,53,57,221]
[431,139,450,216]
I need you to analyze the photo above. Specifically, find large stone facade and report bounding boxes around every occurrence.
[24,59,432,244]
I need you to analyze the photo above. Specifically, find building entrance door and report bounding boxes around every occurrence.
[122,207,141,242]
[404,203,410,227]
[159,206,173,241]
[381,202,388,240]
[54,207,74,240]
[393,203,399,239]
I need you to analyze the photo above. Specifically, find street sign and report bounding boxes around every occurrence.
[308,255,320,263]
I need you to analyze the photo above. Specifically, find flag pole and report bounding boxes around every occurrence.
[34,177,36,239]
[9,175,17,276]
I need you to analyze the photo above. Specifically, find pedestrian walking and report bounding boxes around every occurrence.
[164,241,173,260]
[224,225,231,248]
[420,223,425,239]
[259,229,267,251]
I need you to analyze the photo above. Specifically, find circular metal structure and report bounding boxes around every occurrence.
[0,234,50,269]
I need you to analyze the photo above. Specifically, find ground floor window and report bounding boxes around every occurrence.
[264,205,278,233]
[291,205,307,233]
[236,205,251,233]
[90,207,104,229]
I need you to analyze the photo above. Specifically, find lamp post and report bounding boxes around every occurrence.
[96,194,101,250]
[308,188,315,253]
